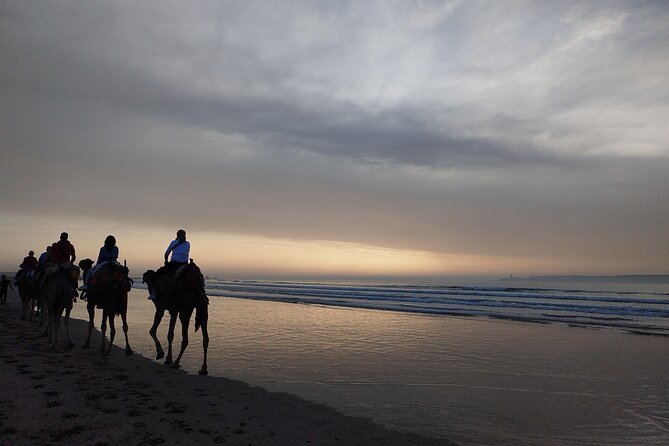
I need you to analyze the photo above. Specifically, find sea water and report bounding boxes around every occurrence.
[72,279,669,445]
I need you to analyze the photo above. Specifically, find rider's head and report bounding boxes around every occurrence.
[28,250,34,256]
[104,235,116,248]
[60,232,68,241]
[176,229,186,241]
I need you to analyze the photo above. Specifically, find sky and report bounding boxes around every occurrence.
[1,1,668,279]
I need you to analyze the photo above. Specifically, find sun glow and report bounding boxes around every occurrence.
[0,212,612,279]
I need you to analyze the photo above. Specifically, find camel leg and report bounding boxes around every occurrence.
[149,307,165,360]
[51,309,61,349]
[173,310,193,369]
[164,312,178,365]
[83,304,95,348]
[63,305,74,349]
[100,311,108,354]
[198,319,209,376]
[38,294,45,327]
[41,306,50,336]
[106,314,116,355]
[41,294,50,334]
[121,312,134,356]
[28,296,35,321]
[20,290,32,321]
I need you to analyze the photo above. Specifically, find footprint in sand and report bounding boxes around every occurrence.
[128,409,144,417]
[171,419,193,433]
[164,401,187,414]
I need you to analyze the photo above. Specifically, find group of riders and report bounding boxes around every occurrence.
[11,228,209,374]
[13,229,192,310]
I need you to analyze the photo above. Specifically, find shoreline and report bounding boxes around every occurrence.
[0,291,456,445]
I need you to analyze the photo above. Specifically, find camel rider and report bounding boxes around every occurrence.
[164,229,190,268]
[49,232,78,297]
[38,246,51,270]
[34,246,52,284]
[82,235,120,290]
[15,250,38,283]
[148,229,190,301]
[97,235,119,264]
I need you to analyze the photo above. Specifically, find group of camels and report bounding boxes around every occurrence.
[14,259,210,375]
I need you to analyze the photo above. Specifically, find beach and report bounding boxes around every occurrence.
[0,288,455,446]
[2,280,668,446]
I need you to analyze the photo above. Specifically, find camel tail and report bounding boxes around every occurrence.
[194,293,207,332]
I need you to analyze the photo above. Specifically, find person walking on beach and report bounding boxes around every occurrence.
[148,229,190,301]
[0,275,13,304]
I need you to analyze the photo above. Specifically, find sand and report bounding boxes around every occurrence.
[0,290,456,446]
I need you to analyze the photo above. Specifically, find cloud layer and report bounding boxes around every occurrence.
[2,1,668,274]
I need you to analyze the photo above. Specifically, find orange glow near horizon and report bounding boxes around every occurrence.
[0,212,626,279]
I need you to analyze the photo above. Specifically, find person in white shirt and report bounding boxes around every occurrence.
[148,229,190,301]
[164,229,190,267]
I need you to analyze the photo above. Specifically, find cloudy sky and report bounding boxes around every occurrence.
[1,1,668,278]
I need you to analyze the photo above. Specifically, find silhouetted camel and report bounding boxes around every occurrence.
[37,280,49,330]
[84,262,133,356]
[46,271,76,349]
[16,274,38,321]
[142,260,209,375]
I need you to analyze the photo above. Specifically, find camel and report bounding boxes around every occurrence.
[142,260,209,375]
[16,274,38,321]
[46,270,76,349]
[84,262,134,356]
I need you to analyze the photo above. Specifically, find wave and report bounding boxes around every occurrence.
[133,279,669,335]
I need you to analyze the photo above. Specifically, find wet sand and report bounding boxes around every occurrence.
[0,291,456,446]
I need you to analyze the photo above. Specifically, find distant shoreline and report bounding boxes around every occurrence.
[503,275,669,284]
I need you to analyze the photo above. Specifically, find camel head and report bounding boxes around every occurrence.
[142,270,156,286]
[78,258,94,272]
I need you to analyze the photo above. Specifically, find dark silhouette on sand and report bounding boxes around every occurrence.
[16,273,37,321]
[143,260,209,375]
[84,261,134,356]
[0,274,13,304]
[46,271,76,349]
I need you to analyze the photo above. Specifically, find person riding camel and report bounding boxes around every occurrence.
[49,232,78,298]
[81,235,123,291]
[148,229,190,301]
[38,246,51,270]
[50,232,76,265]
[15,250,38,283]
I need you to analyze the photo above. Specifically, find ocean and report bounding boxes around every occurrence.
[203,278,669,336]
[82,277,669,445]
